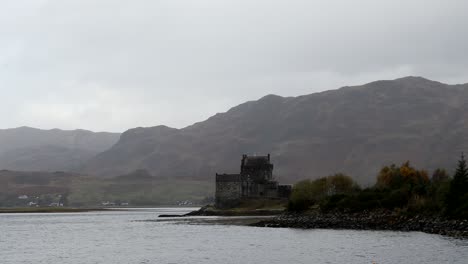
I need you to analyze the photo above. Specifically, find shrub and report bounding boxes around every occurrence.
[288,174,359,212]
[288,179,325,211]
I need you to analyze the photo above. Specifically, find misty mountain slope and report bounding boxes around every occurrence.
[84,77,468,184]
[0,127,120,171]
[0,145,96,172]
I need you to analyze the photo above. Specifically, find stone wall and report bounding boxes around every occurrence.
[215,174,241,208]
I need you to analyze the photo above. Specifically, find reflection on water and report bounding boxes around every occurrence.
[0,208,467,264]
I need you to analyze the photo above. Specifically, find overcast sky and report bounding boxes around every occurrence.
[1,0,467,132]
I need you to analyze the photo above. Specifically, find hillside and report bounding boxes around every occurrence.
[0,127,120,171]
[0,169,211,207]
[84,77,468,184]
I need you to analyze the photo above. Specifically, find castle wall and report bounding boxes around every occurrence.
[241,181,279,198]
[215,174,241,208]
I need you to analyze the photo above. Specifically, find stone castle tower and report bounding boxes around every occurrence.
[215,154,291,208]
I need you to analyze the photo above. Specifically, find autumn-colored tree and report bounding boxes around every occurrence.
[376,161,429,194]
[376,164,400,189]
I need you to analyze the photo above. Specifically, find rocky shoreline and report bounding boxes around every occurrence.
[250,211,468,238]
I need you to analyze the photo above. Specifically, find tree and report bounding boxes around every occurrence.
[288,174,360,211]
[288,179,319,211]
[431,168,449,183]
[375,161,429,193]
[376,164,400,189]
[427,168,451,211]
[446,153,468,217]
[454,153,468,184]
[326,173,359,195]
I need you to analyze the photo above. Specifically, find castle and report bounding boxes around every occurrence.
[215,154,292,208]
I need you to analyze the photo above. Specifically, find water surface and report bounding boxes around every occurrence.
[1,208,467,264]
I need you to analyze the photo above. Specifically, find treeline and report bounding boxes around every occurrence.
[288,154,468,219]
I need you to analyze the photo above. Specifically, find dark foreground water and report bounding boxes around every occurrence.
[1,208,467,264]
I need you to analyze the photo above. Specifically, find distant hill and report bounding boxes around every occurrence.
[0,127,120,171]
[84,77,468,184]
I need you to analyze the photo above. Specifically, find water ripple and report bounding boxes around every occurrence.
[0,209,467,264]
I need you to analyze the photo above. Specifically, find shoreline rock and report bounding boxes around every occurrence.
[250,211,468,238]
[178,205,284,217]
[158,214,184,217]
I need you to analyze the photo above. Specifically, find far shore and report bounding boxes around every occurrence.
[0,205,203,214]
[0,207,115,214]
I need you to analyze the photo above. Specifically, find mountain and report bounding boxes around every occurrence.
[82,76,468,184]
[0,127,120,171]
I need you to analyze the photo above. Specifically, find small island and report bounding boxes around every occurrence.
[184,154,290,216]
[189,153,468,238]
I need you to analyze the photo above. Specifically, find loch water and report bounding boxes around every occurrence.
[1,208,467,264]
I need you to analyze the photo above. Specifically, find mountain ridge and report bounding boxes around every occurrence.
[0,127,120,172]
[83,76,468,184]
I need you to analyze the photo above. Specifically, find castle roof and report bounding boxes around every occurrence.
[243,155,271,167]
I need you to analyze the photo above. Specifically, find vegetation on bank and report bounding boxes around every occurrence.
[67,176,213,207]
[288,154,468,219]
[0,169,213,207]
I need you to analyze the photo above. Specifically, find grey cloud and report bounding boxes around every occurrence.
[1,0,467,131]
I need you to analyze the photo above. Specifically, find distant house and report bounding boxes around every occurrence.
[177,200,193,206]
[101,201,116,206]
[18,195,28,200]
[215,154,292,208]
